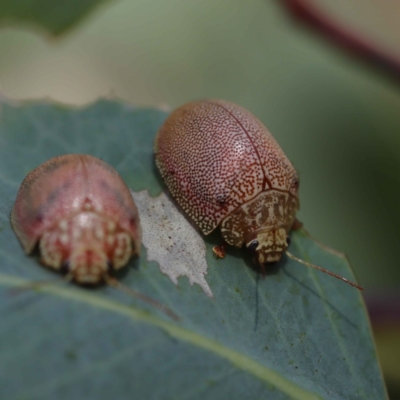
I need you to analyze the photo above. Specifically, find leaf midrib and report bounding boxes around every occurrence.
[0,272,321,400]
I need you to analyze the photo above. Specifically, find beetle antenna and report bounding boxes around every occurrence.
[285,251,364,291]
[104,276,180,321]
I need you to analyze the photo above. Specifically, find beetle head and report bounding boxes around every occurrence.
[39,212,134,285]
[68,244,109,284]
[246,227,289,265]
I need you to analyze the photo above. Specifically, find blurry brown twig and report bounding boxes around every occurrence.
[282,0,400,79]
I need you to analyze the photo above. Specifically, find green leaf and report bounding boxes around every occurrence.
[0,99,387,399]
[0,0,113,36]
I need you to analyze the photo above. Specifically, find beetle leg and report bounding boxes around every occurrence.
[212,243,226,259]
[291,218,303,231]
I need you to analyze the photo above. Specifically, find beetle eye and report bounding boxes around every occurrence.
[60,262,70,275]
[107,261,113,272]
[247,240,259,252]
[292,177,299,191]
[286,236,291,246]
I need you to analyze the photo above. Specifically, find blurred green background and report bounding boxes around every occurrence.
[0,0,399,394]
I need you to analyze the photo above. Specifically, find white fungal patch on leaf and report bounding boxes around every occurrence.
[131,190,213,298]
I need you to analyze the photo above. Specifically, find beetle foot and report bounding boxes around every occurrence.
[213,244,226,259]
[291,218,303,230]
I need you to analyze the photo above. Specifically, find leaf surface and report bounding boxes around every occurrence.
[0,99,387,399]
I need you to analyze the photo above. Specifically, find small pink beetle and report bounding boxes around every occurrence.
[11,154,141,284]
[155,100,363,290]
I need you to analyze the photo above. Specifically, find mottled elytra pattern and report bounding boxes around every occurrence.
[11,154,141,283]
[155,99,299,235]
[220,190,298,247]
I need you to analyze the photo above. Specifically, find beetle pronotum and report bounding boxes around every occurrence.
[155,99,363,291]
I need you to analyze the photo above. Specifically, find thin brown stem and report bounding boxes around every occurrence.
[282,0,400,80]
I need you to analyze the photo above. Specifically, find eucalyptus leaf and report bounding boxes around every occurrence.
[0,99,387,399]
[0,0,112,36]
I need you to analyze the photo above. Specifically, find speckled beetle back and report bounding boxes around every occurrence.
[155,99,300,265]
